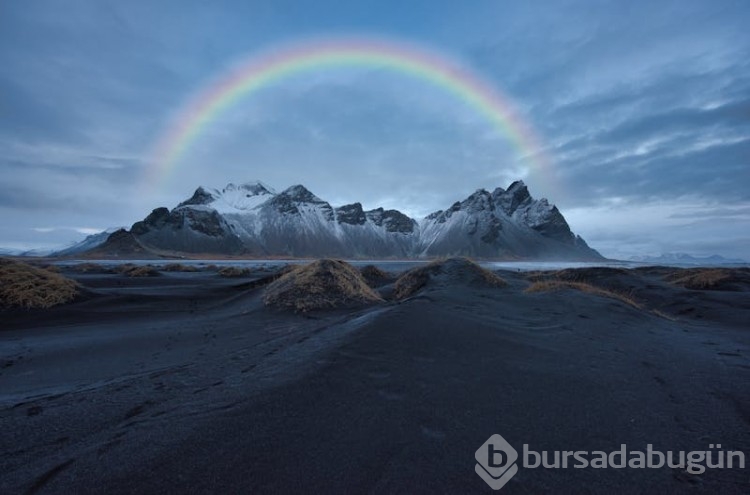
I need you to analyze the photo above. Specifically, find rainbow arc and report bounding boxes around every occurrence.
[146,37,553,193]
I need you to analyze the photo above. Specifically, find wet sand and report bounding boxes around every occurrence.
[1,265,749,493]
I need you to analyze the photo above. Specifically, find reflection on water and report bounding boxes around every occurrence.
[51,258,707,272]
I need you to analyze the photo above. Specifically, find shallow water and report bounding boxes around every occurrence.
[52,258,746,272]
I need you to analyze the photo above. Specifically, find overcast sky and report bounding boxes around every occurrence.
[1,0,748,259]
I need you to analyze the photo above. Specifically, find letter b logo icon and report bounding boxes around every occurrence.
[475,434,519,490]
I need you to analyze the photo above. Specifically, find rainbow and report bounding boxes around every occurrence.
[146,36,552,191]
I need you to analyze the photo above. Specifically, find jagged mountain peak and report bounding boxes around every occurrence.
[461,189,493,211]
[278,184,323,202]
[192,181,275,213]
[223,180,275,196]
[178,186,217,208]
[265,185,333,220]
[364,207,416,233]
[336,203,366,225]
[507,179,526,190]
[504,180,532,214]
[424,188,494,222]
[466,188,491,200]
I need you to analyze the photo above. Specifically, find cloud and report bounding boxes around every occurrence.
[565,198,750,260]
[0,185,74,212]
[668,205,750,220]
[31,226,102,235]
[0,0,748,258]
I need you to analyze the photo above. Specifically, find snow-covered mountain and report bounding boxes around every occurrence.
[111,180,603,260]
[0,247,57,257]
[0,247,24,256]
[629,253,747,266]
[52,227,124,257]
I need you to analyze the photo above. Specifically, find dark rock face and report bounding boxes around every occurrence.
[425,210,443,221]
[131,208,171,235]
[267,185,335,221]
[365,208,416,233]
[180,209,227,237]
[480,216,502,244]
[129,206,244,254]
[108,180,603,260]
[336,203,366,225]
[496,180,532,215]
[430,191,493,224]
[462,190,494,213]
[177,187,216,208]
[87,229,149,257]
[266,194,301,216]
[529,205,572,242]
[132,207,227,238]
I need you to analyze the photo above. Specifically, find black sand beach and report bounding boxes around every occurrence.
[1,262,749,493]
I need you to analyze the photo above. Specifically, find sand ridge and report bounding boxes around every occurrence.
[1,259,749,493]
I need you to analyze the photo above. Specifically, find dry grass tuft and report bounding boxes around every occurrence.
[527,267,628,284]
[651,308,678,321]
[394,257,506,300]
[160,263,199,272]
[217,266,252,277]
[359,265,394,287]
[664,268,734,290]
[116,264,160,277]
[525,280,641,309]
[393,269,430,300]
[70,262,111,273]
[0,258,78,309]
[263,259,383,312]
[360,265,391,280]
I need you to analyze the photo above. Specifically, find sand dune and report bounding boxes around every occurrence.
[1,260,748,493]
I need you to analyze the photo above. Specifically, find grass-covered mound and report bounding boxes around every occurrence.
[525,279,641,309]
[160,263,199,272]
[663,268,750,291]
[393,257,506,300]
[527,267,630,286]
[525,267,641,308]
[0,258,79,309]
[359,265,394,287]
[217,266,252,277]
[263,259,383,312]
[116,264,160,277]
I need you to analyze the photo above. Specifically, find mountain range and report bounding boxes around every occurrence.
[84,180,602,260]
[629,253,747,265]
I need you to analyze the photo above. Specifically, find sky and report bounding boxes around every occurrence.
[1,0,748,259]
